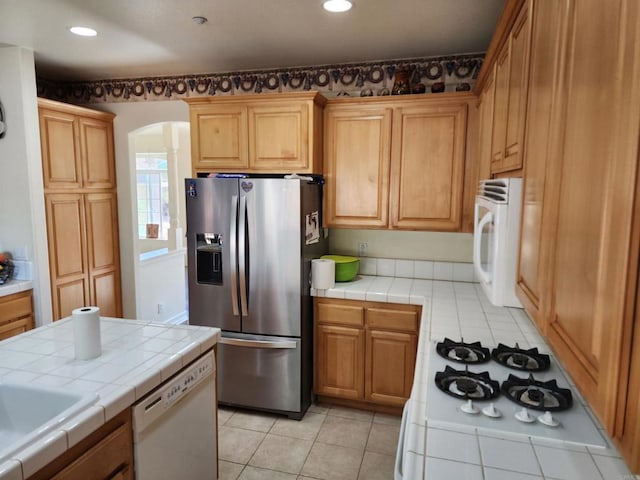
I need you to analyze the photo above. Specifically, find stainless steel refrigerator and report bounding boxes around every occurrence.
[185,176,327,419]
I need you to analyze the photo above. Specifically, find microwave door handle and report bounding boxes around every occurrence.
[230,194,240,316]
[473,211,493,285]
[238,195,248,316]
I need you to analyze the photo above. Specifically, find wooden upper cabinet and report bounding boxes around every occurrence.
[189,104,249,171]
[38,99,116,191]
[324,105,392,228]
[491,45,510,171]
[516,0,568,328]
[324,94,471,231]
[248,102,309,170]
[486,0,532,176]
[477,66,496,181]
[389,102,467,231]
[79,117,116,189]
[39,108,82,190]
[503,3,531,171]
[185,92,326,176]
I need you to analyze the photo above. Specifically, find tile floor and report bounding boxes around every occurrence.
[217,403,400,480]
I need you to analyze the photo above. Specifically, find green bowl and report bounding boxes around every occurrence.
[321,255,360,282]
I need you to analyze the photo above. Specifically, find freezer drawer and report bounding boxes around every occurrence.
[218,332,301,415]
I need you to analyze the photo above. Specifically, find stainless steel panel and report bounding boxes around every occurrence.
[217,332,301,414]
[186,178,240,331]
[241,179,302,337]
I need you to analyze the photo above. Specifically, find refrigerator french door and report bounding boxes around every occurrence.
[186,177,326,419]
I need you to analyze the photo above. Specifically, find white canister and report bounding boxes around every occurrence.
[72,306,102,360]
[311,258,335,290]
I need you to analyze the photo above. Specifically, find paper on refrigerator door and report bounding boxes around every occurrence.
[305,211,319,245]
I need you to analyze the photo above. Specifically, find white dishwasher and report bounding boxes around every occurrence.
[132,350,217,480]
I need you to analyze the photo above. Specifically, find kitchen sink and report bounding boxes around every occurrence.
[0,382,98,462]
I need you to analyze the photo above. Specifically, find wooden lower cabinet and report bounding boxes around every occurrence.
[365,329,417,406]
[28,409,133,480]
[315,324,365,400]
[314,298,420,410]
[0,290,34,340]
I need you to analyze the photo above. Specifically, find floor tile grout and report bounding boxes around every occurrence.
[218,404,399,479]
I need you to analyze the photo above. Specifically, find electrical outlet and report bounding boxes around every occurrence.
[358,242,368,257]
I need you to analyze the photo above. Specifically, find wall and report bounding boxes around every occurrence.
[329,229,473,262]
[0,46,52,325]
[137,248,187,324]
[100,100,189,318]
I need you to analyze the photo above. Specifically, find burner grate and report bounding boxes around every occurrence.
[436,338,490,364]
[501,374,573,411]
[491,343,551,372]
[434,365,500,401]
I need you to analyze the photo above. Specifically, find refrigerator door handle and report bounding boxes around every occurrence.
[219,337,297,349]
[230,194,240,316]
[238,195,249,316]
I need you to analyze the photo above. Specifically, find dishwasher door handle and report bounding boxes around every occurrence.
[219,337,297,349]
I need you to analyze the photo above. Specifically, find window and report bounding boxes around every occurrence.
[136,154,169,240]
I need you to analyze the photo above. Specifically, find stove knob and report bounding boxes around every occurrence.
[482,403,502,418]
[538,411,560,427]
[515,407,535,423]
[460,399,479,415]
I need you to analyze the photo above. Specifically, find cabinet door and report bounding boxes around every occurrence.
[389,102,467,231]
[365,329,417,406]
[491,44,510,171]
[477,67,496,181]
[516,0,568,328]
[0,290,34,340]
[190,105,248,173]
[85,193,122,318]
[502,2,531,172]
[79,117,115,189]
[248,102,309,171]
[46,194,90,320]
[545,0,634,427]
[314,324,365,400]
[324,106,392,228]
[39,108,82,190]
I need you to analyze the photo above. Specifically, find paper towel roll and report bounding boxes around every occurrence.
[312,259,335,290]
[72,306,102,360]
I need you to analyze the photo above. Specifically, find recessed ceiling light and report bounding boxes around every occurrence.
[323,0,353,13]
[69,26,97,37]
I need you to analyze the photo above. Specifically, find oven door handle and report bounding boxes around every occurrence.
[473,210,493,285]
[394,399,412,480]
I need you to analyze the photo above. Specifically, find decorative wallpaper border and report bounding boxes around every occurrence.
[36,53,483,104]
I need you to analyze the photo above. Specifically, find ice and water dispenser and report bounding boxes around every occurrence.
[196,233,223,285]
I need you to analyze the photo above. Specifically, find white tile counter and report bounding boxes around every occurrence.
[312,276,635,480]
[0,281,32,298]
[0,317,220,480]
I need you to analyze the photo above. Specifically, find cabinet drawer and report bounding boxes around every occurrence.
[316,301,364,327]
[367,307,418,332]
[50,422,132,480]
[0,292,32,324]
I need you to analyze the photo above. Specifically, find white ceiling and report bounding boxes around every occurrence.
[0,0,504,81]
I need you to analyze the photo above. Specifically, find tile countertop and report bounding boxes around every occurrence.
[0,317,220,480]
[312,276,636,480]
[0,281,33,298]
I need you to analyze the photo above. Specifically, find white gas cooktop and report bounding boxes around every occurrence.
[425,339,607,448]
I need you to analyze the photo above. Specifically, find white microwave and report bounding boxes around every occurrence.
[473,178,523,308]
